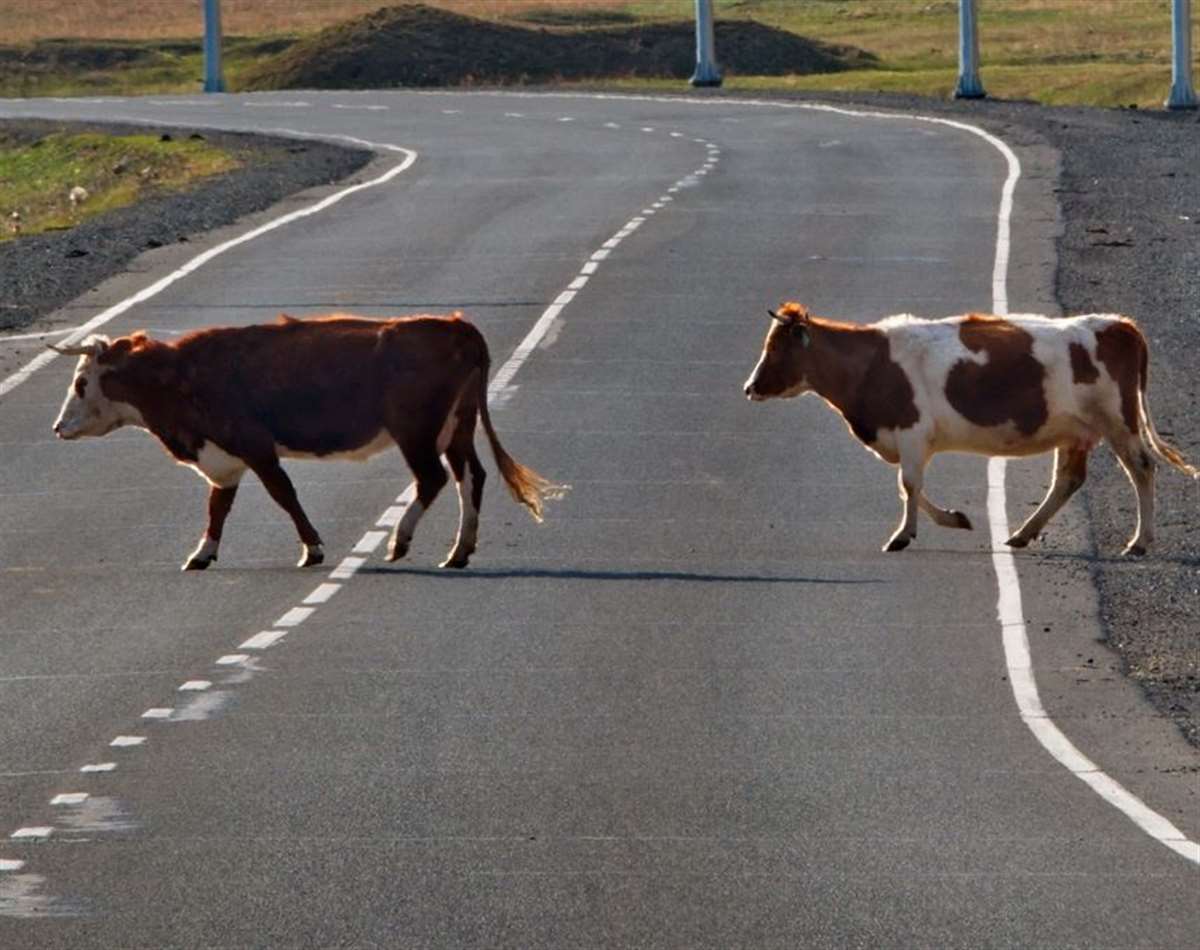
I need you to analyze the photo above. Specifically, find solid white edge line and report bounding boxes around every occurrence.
[0,141,417,399]
[458,87,1199,865]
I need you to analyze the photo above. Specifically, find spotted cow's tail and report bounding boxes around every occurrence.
[475,360,568,522]
[1138,370,1199,479]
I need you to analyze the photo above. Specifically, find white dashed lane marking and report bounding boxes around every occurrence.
[0,105,725,891]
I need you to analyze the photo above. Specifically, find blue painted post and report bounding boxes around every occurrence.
[202,0,225,93]
[690,0,722,88]
[1166,0,1197,109]
[954,0,985,99]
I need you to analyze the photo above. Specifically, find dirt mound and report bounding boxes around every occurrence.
[241,3,872,90]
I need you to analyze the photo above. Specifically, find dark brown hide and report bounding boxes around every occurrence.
[1095,320,1147,435]
[945,315,1048,436]
[1068,342,1099,385]
[97,315,484,467]
[788,317,920,447]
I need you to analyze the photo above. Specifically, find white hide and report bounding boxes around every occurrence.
[866,312,1128,462]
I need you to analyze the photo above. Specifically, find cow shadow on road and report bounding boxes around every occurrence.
[359,564,882,585]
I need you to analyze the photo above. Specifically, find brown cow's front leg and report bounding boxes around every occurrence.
[248,457,324,567]
[183,484,240,571]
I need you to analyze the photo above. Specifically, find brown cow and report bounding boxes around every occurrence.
[743,301,1197,554]
[51,313,563,570]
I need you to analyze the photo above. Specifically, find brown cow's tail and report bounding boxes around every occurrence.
[475,364,569,522]
[1138,371,1199,480]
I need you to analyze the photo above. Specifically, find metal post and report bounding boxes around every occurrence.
[954,0,985,99]
[202,0,225,93]
[690,0,722,88]
[1166,0,1197,109]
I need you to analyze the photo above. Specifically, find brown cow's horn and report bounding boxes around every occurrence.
[46,342,93,356]
[768,308,793,325]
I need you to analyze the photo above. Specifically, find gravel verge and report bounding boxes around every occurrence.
[0,119,371,332]
[0,94,1196,747]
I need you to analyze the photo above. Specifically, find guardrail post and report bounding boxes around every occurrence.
[202,0,226,93]
[954,0,986,99]
[690,0,722,88]
[1166,0,1197,109]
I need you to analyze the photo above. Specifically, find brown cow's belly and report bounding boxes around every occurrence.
[276,428,395,463]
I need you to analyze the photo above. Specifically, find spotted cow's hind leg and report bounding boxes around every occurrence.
[1007,445,1089,549]
[917,492,972,531]
[1107,432,1156,556]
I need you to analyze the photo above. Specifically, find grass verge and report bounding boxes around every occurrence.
[0,1,1194,108]
[0,129,239,241]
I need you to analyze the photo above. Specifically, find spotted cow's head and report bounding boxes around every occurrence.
[743,302,814,402]
[50,335,146,440]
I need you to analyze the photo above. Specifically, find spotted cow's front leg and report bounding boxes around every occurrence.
[884,457,924,552]
[183,484,240,571]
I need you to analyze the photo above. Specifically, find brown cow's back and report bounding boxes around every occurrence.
[171,314,487,459]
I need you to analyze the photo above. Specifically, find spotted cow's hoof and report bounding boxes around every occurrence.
[182,556,214,572]
[950,511,973,531]
[1005,535,1032,549]
[883,535,912,553]
[386,541,409,563]
[439,554,470,569]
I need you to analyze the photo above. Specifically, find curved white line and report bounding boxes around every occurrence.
[0,135,417,400]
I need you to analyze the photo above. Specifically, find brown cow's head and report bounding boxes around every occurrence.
[743,302,813,401]
[50,334,148,439]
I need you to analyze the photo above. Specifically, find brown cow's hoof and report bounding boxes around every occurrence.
[298,545,324,568]
[883,535,912,552]
[386,541,409,562]
[1122,542,1147,557]
[950,511,973,531]
[1005,535,1031,549]
[439,556,470,569]
[182,556,213,571]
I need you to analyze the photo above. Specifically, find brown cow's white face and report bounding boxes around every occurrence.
[743,307,812,401]
[51,336,142,440]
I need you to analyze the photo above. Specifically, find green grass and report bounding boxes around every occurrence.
[0,130,239,241]
[0,1,1193,108]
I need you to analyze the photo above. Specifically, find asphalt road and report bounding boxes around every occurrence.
[1,91,1197,948]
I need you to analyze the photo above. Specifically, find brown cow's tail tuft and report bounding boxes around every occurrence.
[1138,383,1199,480]
[475,366,569,522]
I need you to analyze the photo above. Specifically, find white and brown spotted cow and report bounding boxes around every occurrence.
[743,301,1197,554]
[51,313,563,570]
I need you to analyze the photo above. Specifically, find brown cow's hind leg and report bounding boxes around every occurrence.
[388,439,449,562]
[1007,445,1089,549]
[248,457,324,567]
[184,483,240,571]
[441,411,487,568]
